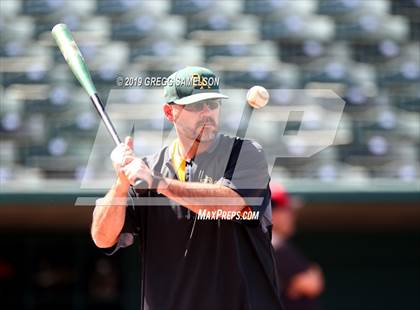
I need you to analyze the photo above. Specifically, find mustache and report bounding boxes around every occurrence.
[196,118,216,128]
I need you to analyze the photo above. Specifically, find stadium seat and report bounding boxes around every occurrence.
[1,55,52,87]
[171,0,213,15]
[22,0,64,15]
[5,84,54,117]
[0,0,21,18]
[171,0,242,16]
[391,0,420,19]
[390,85,420,113]
[352,40,403,64]
[0,140,17,172]
[96,0,142,15]
[278,40,329,64]
[275,147,338,178]
[208,56,299,88]
[318,0,390,18]
[335,14,409,42]
[395,110,420,142]
[129,37,203,65]
[203,40,278,61]
[371,160,419,181]
[0,16,34,42]
[351,108,411,156]
[337,130,406,172]
[0,86,24,134]
[391,0,420,40]
[46,92,99,138]
[293,161,370,182]
[187,11,259,37]
[244,0,317,16]
[111,13,184,41]
[261,14,335,42]
[87,42,130,86]
[301,57,376,88]
[22,1,96,37]
[376,43,420,86]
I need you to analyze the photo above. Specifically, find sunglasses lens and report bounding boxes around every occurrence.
[207,101,220,109]
[184,99,221,112]
[184,102,201,112]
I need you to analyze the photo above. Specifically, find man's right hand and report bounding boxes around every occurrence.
[92,136,135,248]
[111,136,135,189]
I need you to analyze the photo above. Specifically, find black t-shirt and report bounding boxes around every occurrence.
[274,241,320,310]
[104,134,283,310]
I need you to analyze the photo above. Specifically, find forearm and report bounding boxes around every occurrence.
[157,178,247,214]
[91,180,129,248]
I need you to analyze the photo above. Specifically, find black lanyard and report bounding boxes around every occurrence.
[184,159,194,220]
[183,158,197,258]
[185,159,193,182]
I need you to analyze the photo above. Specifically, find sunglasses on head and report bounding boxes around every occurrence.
[170,99,221,112]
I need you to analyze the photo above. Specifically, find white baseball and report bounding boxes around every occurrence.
[246,85,269,109]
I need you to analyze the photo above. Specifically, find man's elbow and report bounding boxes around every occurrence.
[91,229,118,249]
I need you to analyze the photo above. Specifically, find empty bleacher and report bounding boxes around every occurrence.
[0,0,419,184]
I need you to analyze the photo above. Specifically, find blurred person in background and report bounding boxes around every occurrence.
[271,182,324,310]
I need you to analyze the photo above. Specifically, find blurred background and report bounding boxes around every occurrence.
[0,0,419,309]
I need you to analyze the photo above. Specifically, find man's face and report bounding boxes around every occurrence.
[167,99,221,142]
[272,208,296,238]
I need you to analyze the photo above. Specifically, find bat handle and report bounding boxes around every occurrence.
[90,94,148,189]
[90,94,121,145]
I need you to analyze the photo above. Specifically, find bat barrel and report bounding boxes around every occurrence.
[51,24,97,97]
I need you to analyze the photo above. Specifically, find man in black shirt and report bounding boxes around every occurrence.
[91,66,283,310]
[271,182,324,310]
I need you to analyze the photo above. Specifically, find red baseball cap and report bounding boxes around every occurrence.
[270,182,290,209]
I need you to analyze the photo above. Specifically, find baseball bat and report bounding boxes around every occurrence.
[51,23,145,188]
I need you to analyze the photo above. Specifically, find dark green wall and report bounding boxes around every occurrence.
[294,231,420,310]
[1,231,419,310]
